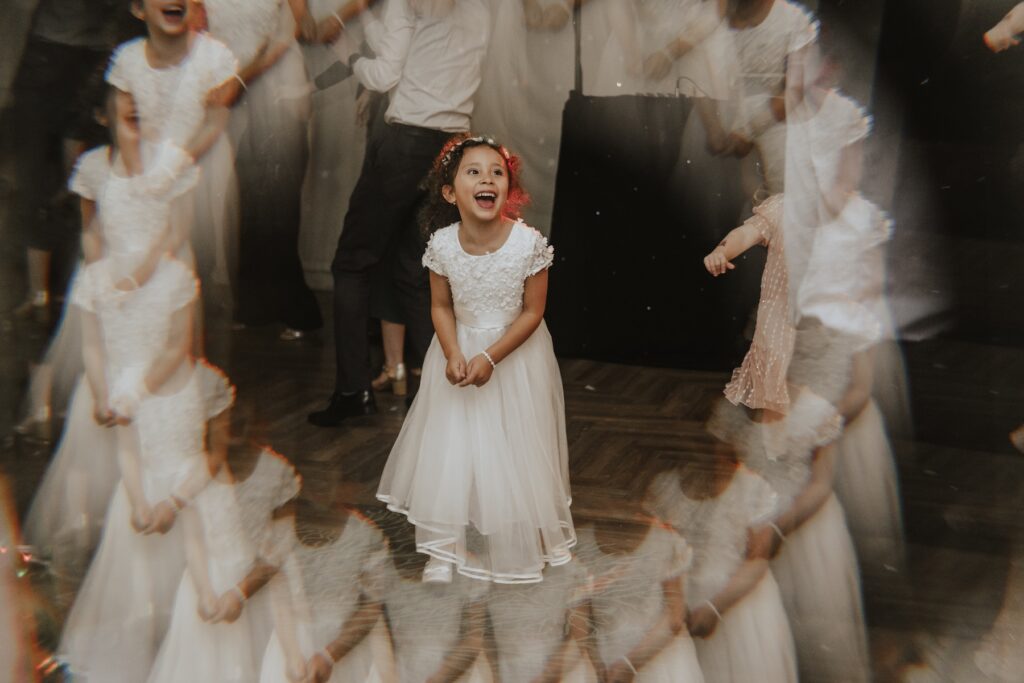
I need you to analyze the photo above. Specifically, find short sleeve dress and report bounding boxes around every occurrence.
[377,220,575,585]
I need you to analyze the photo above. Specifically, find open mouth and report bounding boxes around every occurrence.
[474,191,497,210]
[161,3,186,24]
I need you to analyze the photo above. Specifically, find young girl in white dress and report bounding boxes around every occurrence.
[26,0,240,575]
[259,470,391,683]
[369,537,494,683]
[57,88,215,683]
[146,397,302,682]
[779,53,906,580]
[727,326,872,683]
[488,558,597,682]
[574,511,705,683]
[376,135,576,584]
[107,0,239,307]
[646,443,798,683]
[704,85,904,579]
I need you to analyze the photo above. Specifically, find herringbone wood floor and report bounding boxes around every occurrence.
[3,299,1024,681]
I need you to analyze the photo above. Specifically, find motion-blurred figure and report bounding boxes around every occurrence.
[259,469,391,683]
[207,0,323,338]
[487,559,597,681]
[646,443,798,683]
[574,508,705,682]
[1,0,121,322]
[370,537,493,683]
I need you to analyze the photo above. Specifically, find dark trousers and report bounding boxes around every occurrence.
[1,38,106,252]
[234,95,323,330]
[331,120,450,394]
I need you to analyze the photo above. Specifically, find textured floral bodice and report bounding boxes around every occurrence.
[135,368,207,474]
[107,34,238,147]
[69,147,198,375]
[648,467,777,606]
[285,512,387,643]
[72,147,199,264]
[709,393,840,508]
[371,563,488,682]
[488,560,589,680]
[423,221,553,323]
[205,0,281,68]
[234,449,300,560]
[193,479,256,590]
[575,523,691,661]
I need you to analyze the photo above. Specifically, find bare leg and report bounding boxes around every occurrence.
[382,320,405,371]
[372,320,408,395]
[14,248,50,317]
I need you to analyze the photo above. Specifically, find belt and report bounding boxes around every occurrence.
[455,306,520,330]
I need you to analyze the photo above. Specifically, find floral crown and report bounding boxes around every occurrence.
[438,135,511,172]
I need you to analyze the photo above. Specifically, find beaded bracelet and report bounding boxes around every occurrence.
[481,351,496,368]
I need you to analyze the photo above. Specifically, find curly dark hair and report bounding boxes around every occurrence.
[418,133,530,236]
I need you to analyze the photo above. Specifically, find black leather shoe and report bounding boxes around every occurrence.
[308,390,377,427]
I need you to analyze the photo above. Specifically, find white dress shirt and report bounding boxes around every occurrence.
[354,0,491,132]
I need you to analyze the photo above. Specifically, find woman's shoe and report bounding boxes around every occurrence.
[12,290,50,325]
[371,363,407,396]
[14,405,52,442]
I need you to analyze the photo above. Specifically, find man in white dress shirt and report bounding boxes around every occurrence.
[310,0,491,426]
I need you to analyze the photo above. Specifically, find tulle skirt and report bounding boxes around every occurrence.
[259,621,392,683]
[833,400,905,576]
[23,377,118,580]
[694,571,797,683]
[393,648,494,683]
[18,270,85,425]
[180,132,238,300]
[377,320,575,584]
[600,634,705,683]
[58,481,189,682]
[147,573,263,683]
[148,480,266,682]
[771,494,871,683]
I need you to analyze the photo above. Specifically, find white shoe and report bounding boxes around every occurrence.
[422,557,452,584]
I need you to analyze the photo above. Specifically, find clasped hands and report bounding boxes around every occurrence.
[129,497,180,536]
[445,350,494,387]
[198,587,247,625]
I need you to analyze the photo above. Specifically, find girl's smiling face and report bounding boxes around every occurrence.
[443,145,509,226]
[133,0,190,36]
